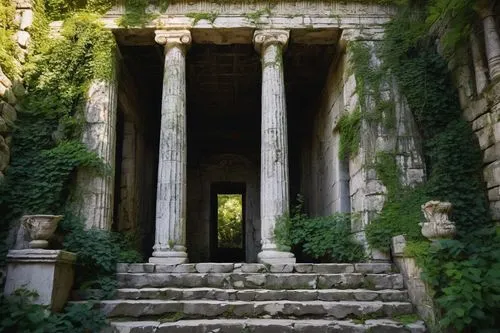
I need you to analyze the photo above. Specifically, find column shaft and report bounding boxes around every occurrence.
[150,30,191,264]
[254,30,295,264]
[470,30,489,95]
[77,65,118,230]
[480,4,500,81]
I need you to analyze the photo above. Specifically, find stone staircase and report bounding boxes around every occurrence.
[98,262,427,332]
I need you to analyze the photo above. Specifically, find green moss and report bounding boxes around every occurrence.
[186,12,218,24]
[338,109,361,159]
[393,314,420,324]
[159,312,185,323]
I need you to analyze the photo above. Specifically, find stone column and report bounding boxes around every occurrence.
[253,30,296,264]
[478,1,500,81]
[149,30,191,264]
[77,67,118,230]
[470,30,489,95]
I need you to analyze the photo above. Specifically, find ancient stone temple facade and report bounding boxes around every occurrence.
[70,0,427,263]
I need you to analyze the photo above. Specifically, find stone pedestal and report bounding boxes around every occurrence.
[150,30,191,264]
[253,30,295,264]
[4,249,76,312]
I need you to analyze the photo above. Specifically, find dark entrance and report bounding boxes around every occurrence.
[210,182,246,262]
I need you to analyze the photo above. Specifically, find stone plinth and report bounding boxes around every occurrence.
[4,249,76,312]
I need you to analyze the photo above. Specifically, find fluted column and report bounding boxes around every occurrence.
[149,30,191,264]
[77,63,118,230]
[478,1,500,81]
[470,30,489,95]
[254,29,296,264]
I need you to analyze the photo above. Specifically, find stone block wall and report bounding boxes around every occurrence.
[301,38,425,259]
[447,10,500,222]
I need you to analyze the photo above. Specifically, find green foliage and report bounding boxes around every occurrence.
[0,0,18,77]
[0,13,114,220]
[338,109,361,159]
[186,12,218,24]
[275,197,365,263]
[217,194,243,248]
[0,289,106,333]
[59,214,142,296]
[365,152,428,251]
[426,0,476,55]
[422,234,500,331]
[120,0,169,27]
[44,0,113,20]
[353,5,497,331]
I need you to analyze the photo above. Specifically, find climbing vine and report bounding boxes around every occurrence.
[345,3,500,331]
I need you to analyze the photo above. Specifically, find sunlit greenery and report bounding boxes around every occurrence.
[217,194,243,249]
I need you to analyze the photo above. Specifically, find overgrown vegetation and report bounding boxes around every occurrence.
[0,3,140,296]
[275,196,365,263]
[345,2,500,331]
[0,289,106,333]
[0,0,18,77]
[217,194,243,249]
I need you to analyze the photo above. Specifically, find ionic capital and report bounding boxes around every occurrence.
[253,29,290,53]
[154,29,192,49]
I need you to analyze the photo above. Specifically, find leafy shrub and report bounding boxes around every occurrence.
[0,289,106,333]
[422,233,500,332]
[59,214,142,295]
[275,197,365,263]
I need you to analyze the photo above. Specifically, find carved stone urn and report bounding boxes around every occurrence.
[419,201,456,241]
[22,215,63,249]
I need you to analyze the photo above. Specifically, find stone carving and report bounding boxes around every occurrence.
[419,201,456,241]
[154,29,192,49]
[253,30,290,53]
[22,215,63,249]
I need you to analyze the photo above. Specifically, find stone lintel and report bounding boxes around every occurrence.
[154,29,192,49]
[253,29,290,53]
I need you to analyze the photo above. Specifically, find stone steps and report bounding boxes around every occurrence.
[98,299,414,319]
[117,272,404,290]
[117,263,394,274]
[115,287,409,302]
[94,263,426,332]
[108,319,427,333]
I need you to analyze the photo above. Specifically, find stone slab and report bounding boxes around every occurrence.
[4,249,76,312]
[110,319,426,333]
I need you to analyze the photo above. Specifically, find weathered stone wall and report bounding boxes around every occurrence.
[301,48,349,217]
[115,61,158,255]
[187,154,260,263]
[302,38,425,258]
[447,8,500,223]
[0,0,33,183]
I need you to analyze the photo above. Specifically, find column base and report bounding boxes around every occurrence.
[258,250,296,265]
[149,250,188,264]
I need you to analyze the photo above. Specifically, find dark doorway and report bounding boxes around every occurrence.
[210,182,246,262]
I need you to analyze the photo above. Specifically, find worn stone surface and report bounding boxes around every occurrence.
[98,299,414,319]
[150,30,192,263]
[110,319,425,333]
[254,29,295,264]
[5,249,76,312]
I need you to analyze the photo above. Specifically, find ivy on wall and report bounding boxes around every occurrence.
[344,3,500,331]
